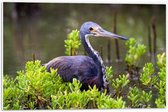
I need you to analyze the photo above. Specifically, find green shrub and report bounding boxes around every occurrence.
[125,38,146,67]
[105,66,113,82]
[97,95,126,109]
[111,74,129,93]
[3,60,127,110]
[127,87,152,108]
[140,63,157,86]
[127,86,140,107]
[3,60,67,109]
[140,90,152,107]
[154,53,166,108]
[3,32,166,109]
[157,53,166,69]
[64,29,81,56]
[51,79,90,109]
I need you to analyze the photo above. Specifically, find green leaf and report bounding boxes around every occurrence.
[140,63,154,86]
[65,29,81,56]
[125,38,146,66]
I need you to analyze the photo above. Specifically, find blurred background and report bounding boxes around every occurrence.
[3,3,165,77]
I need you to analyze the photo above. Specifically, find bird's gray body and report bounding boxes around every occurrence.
[45,55,103,90]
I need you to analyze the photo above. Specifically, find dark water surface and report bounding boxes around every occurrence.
[3,3,165,77]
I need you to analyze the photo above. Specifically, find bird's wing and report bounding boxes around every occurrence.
[44,56,74,81]
[44,56,98,82]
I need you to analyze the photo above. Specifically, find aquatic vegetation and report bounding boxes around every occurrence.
[51,79,90,109]
[111,74,130,96]
[127,87,152,108]
[125,38,147,82]
[3,61,68,109]
[125,38,146,67]
[140,63,157,87]
[97,95,126,109]
[3,54,166,109]
[127,86,141,107]
[154,53,166,108]
[140,90,152,107]
[3,33,166,109]
[3,61,126,110]
[157,53,166,69]
[64,29,81,56]
[105,66,113,82]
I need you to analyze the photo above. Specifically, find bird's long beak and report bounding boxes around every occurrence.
[95,28,128,40]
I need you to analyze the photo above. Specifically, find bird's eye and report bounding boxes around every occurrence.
[89,27,93,31]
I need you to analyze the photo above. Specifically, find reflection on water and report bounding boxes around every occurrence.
[3,3,165,76]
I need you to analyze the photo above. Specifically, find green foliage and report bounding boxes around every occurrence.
[140,90,152,107]
[158,67,166,82]
[3,34,166,109]
[3,75,22,110]
[157,52,166,69]
[17,61,67,98]
[68,78,82,92]
[51,80,127,109]
[3,60,126,110]
[128,87,152,108]
[105,66,113,81]
[51,79,90,109]
[111,74,129,92]
[140,63,156,86]
[126,52,166,108]
[3,60,67,109]
[64,29,81,56]
[155,98,165,108]
[154,53,166,108]
[125,38,146,66]
[128,87,140,107]
[97,95,126,109]
[155,80,166,101]
[124,38,165,108]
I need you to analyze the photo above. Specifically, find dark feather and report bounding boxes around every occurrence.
[44,56,102,90]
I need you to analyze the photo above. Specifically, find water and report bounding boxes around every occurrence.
[3,3,165,77]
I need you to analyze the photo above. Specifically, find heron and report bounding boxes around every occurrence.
[44,21,128,90]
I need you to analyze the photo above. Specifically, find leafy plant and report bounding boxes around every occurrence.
[51,79,90,109]
[127,87,140,107]
[128,86,153,108]
[140,63,157,86]
[105,66,113,82]
[3,60,67,109]
[111,74,129,97]
[154,53,166,108]
[4,60,129,109]
[64,29,81,56]
[3,75,22,110]
[128,87,152,108]
[97,94,126,109]
[68,78,82,92]
[140,90,152,107]
[3,32,166,109]
[127,52,166,108]
[157,52,166,69]
[155,98,165,108]
[125,38,146,67]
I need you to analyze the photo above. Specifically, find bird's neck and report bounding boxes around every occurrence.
[81,34,108,88]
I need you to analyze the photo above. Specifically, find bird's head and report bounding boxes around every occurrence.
[80,21,128,40]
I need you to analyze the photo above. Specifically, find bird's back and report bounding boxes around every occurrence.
[44,56,102,90]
